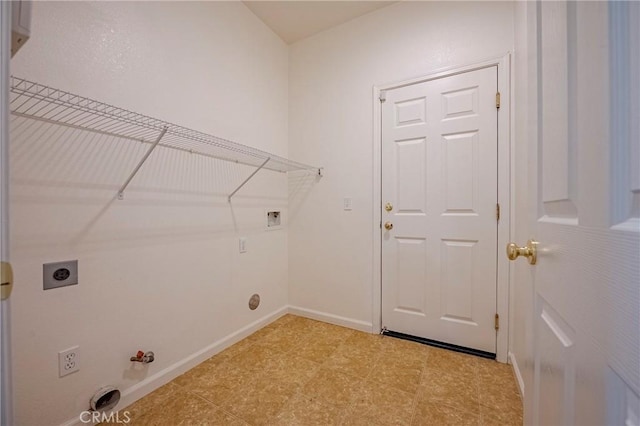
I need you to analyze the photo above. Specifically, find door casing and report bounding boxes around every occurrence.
[0,1,12,424]
[372,55,512,362]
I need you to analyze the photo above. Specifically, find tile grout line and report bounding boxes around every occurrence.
[340,338,383,425]
[312,329,364,426]
[181,324,273,425]
[475,358,483,425]
[268,330,326,424]
[190,392,248,425]
[409,349,431,425]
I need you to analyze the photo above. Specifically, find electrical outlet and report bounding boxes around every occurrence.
[58,346,80,377]
[43,260,78,290]
[239,237,247,253]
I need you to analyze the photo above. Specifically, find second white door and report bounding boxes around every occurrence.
[381,66,498,354]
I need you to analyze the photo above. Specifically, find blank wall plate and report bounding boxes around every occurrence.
[43,260,78,290]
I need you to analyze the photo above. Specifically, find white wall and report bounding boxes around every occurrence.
[9,2,289,425]
[288,1,514,328]
[9,2,520,423]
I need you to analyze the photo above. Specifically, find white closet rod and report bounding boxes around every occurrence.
[9,76,322,199]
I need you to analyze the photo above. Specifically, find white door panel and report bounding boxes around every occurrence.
[382,66,498,354]
[521,1,640,424]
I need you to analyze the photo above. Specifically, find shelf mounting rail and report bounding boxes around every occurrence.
[9,76,322,200]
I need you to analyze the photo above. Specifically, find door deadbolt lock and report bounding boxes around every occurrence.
[506,240,538,265]
[385,202,393,212]
[384,222,393,230]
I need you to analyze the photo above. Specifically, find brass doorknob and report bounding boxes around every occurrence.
[384,222,393,230]
[506,240,538,265]
[385,202,393,212]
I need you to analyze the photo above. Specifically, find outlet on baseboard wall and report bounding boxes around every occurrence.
[58,346,80,377]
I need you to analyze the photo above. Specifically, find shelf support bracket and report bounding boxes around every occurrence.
[228,157,271,202]
[117,126,168,200]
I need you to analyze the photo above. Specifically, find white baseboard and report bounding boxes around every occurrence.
[509,351,525,398]
[287,305,373,333]
[60,306,289,426]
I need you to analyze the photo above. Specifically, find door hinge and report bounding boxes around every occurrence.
[496,92,501,109]
[496,203,500,221]
[380,91,386,103]
[495,313,500,331]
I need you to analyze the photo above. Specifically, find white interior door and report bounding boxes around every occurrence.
[381,66,498,354]
[521,1,640,424]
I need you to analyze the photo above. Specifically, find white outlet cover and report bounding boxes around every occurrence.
[58,346,80,377]
[239,237,247,254]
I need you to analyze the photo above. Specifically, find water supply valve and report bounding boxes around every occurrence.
[130,350,154,363]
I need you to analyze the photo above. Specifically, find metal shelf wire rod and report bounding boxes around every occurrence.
[9,76,322,179]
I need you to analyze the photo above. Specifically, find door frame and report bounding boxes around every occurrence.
[1,0,12,423]
[372,54,512,362]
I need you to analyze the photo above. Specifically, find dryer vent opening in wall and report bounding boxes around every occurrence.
[248,294,260,310]
[267,211,281,229]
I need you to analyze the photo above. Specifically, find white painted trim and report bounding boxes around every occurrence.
[0,2,13,425]
[507,40,518,378]
[58,306,289,426]
[372,54,512,363]
[609,0,640,231]
[375,55,512,93]
[509,351,525,399]
[372,85,382,335]
[288,305,374,333]
[496,53,512,363]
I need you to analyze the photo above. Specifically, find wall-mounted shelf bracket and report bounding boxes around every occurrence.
[228,157,271,202]
[117,126,168,200]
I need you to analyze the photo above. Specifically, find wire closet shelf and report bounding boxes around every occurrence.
[9,76,322,200]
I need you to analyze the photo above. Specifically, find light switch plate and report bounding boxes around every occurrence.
[343,197,352,210]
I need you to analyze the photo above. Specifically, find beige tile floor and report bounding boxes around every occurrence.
[121,315,523,425]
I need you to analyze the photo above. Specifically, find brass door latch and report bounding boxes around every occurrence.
[1,262,14,300]
[506,240,538,265]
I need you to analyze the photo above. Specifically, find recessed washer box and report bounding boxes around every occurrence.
[43,260,78,290]
[266,210,281,230]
